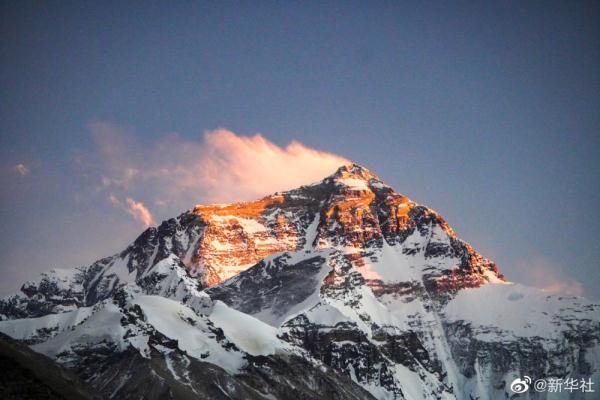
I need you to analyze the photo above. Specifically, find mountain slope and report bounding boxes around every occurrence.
[0,332,99,400]
[1,163,598,400]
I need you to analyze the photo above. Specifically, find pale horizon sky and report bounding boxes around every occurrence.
[1,1,599,298]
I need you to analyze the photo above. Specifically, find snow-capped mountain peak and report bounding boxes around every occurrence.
[0,164,598,400]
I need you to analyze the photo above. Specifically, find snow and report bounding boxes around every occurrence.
[379,293,425,330]
[336,178,370,191]
[253,236,280,246]
[215,262,256,282]
[33,301,127,358]
[299,303,350,327]
[146,241,160,270]
[235,217,267,233]
[303,213,320,250]
[211,215,267,233]
[208,240,236,251]
[182,227,203,265]
[424,306,465,396]
[394,364,432,400]
[357,242,417,283]
[109,254,136,284]
[369,181,389,190]
[139,254,204,303]
[141,255,173,278]
[44,268,80,291]
[398,365,456,400]
[209,300,286,356]
[443,282,600,340]
[353,225,466,285]
[482,269,508,284]
[267,251,397,334]
[133,295,245,373]
[127,334,150,357]
[0,306,94,341]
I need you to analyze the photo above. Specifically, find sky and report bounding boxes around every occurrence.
[1,1,599,299]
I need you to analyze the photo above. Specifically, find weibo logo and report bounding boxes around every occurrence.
[510,376,531,393]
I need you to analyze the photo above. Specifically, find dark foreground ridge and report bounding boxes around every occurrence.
[0,332,99,400]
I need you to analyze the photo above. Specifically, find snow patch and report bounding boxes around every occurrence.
[210,300,287,356]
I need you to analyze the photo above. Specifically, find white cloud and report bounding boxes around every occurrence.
[195,129,350,202]
[80,122,349,223]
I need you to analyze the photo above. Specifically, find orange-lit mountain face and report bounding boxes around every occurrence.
[126,163,503,293]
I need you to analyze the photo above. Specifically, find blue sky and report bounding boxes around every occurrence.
[1,1,599,298]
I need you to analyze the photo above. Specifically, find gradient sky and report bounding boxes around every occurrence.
[1,1,599,298]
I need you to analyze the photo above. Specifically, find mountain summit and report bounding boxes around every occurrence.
[330,162,380,180]
[1,164,598,400]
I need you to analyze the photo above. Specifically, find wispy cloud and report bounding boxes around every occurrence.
[124,197,154,228]
[515,256,584,296]
[108,194,155,228]
[540,279,584,296]
[78,121,349,224]
[13,163,30,176]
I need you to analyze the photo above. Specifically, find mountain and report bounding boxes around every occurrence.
[1,163,598,399]
[0,332,99,400]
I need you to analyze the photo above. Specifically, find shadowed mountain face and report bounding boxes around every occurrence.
[0,332,98,400]
[0,164,598,399]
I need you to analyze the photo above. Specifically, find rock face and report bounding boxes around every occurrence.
[0,163,598,400]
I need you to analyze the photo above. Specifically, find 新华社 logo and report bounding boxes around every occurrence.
[510,376,531,393]
[509,376,594,394]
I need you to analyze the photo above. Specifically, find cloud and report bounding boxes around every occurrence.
[540,280,584,296]
[78,121,349,224]
[108,194,155,228]
[125,198,154,228]
[515,256,584,296]
[196,129,350,201]
[13,163,30,176]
